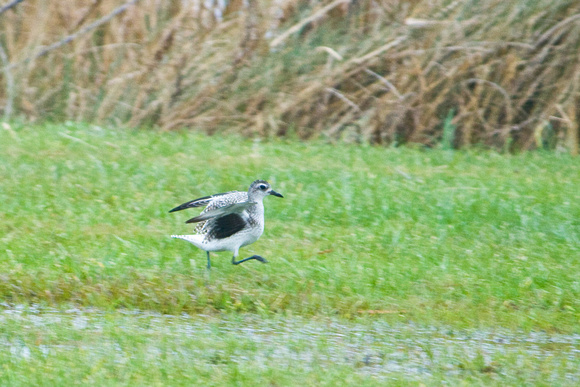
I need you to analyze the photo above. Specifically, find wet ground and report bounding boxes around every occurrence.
[1,305,579,383]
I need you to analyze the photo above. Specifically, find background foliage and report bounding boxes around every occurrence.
[1,0,579,151]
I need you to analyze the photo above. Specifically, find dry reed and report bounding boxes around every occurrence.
[0,0,579,151]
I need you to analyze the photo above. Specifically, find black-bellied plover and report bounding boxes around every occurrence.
[170,180,283,269]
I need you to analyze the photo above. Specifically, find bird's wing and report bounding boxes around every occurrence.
[185,202,256,223]
[205,213,248,239]
[168,191,240,213]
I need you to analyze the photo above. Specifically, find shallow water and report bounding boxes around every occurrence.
[1,304,579,381]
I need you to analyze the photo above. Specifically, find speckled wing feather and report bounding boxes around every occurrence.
[185,202,255,223]
[178,191,249,234]
[169,191,240,213]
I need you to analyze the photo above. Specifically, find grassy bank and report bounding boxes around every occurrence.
[1,122,579,332]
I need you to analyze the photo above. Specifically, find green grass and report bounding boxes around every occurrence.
[1,122,579,330]
[1,122,579,384]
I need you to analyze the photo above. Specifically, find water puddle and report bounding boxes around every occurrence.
[1,304,579,381]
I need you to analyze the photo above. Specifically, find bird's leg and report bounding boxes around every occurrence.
[206,251,211,269]
[231,255,268,265]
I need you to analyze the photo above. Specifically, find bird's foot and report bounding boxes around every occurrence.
[253,255,268,264]
[232,255,268,265]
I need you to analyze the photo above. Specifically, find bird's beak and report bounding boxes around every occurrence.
[270,190,283,198]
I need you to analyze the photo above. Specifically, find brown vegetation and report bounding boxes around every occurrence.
[0,0,579,151]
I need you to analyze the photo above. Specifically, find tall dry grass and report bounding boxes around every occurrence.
[0,0,579,151]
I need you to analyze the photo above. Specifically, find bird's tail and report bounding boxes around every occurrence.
[172,234,197,241]
[171,234,205,247]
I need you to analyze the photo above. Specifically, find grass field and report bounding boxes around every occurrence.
[1,122,579,384]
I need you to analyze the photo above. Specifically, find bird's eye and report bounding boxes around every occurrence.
[259,184,267,190]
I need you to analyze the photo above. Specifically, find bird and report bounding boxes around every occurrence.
[169,180,283,269]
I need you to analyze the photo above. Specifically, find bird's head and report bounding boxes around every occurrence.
[248,180,283,201]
